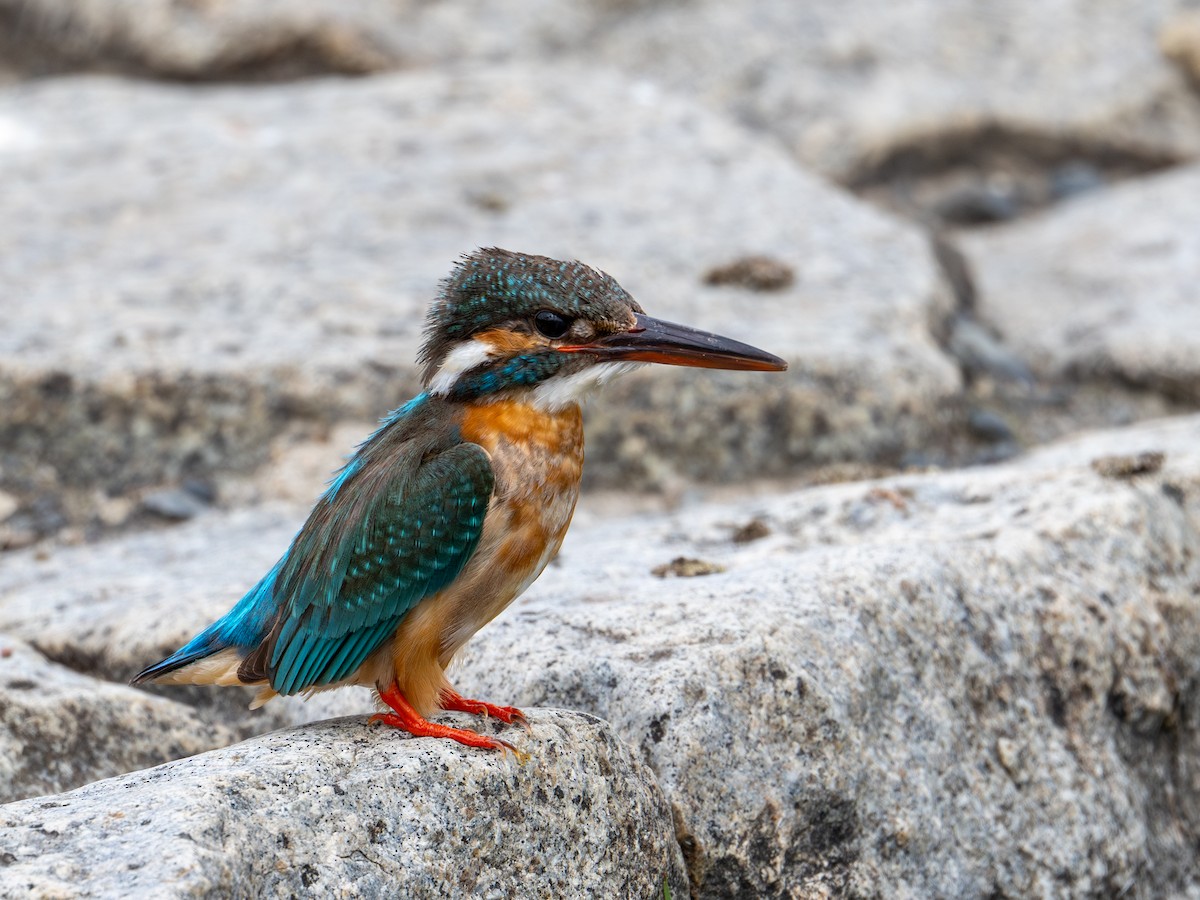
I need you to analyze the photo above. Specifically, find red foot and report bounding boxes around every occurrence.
[440,688,528,729]
[371,683,527,760]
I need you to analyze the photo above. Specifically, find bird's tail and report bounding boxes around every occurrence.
[130,561,283,686]
[130,629,228,684]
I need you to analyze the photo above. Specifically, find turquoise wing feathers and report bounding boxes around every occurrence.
[252,440,495,696]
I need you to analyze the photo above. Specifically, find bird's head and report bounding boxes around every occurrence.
[419,248,787,410]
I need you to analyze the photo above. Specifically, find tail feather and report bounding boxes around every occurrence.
[131,633,226,685]
[131,560,284,686]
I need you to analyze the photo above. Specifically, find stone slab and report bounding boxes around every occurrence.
[0,711,688,899]
[593,0,1200,183]
[0,67,957,514]
[960,164,1200,402]
[454,415,1200,895]
[4,415,1200,895]
[6,1,1198,189]
[0,634,237,804]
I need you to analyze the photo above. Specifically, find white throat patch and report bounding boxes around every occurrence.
[528,361,641,412]
[428,339,495,397]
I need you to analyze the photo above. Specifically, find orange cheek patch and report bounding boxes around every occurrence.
[475,329,544,357]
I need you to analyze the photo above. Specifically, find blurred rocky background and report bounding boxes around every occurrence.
[2,1,1200,897]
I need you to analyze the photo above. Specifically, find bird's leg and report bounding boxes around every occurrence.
[440,688,528,729]
[370,682,526,758]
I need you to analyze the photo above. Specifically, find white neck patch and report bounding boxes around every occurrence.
[428,339,495,396]
[429,339,641,409]
[528,361,641,412]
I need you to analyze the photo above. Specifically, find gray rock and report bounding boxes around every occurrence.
[5,416,1200,896]
[0,68,957,515]
[593,0,1200,183]
[0,711,689,899]
[0,0,376,78]
[0,634,237,803]
[966,407,1015,443]
[1050,161,1107,201]
[453,415,1200,896]
[0,0,594,79]
[139,486,208,521]
[960,164,1200,402]
[6,1,1198,195]
[945,315,1035,385]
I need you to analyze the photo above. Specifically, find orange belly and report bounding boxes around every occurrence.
[369,398,585,715]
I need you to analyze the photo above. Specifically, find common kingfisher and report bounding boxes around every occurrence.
[134,248,787,754]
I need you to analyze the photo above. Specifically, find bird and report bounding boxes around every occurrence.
[133,248,787,755]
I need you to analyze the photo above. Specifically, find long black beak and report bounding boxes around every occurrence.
[560,313,787,372]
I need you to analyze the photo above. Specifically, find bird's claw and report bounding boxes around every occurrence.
[440,690,528,728]
[370,711,526,757]
[371,685,529,758]
[484,704,528,727]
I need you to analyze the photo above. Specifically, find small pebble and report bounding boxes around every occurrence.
[1049,161,1103,200]
[967,409,1014,443]
[947,317,1034,385]
[141,488,208,521]
[183,479,218,504]
[996,737,1021,779]
[933,182,1019,225]
[1091,451,1165,479]
[703,256,794,292]
[651,557,726,578]
[731,519,771,544]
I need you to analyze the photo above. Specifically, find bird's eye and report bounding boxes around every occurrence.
[534,310,571,339]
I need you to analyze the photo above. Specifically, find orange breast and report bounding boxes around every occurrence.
[381,397,586,713]
[460,399,584,499]
[445,399,584,644]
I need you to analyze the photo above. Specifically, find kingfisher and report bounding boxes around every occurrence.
[133,248,786,754]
